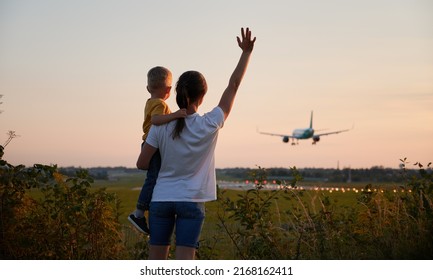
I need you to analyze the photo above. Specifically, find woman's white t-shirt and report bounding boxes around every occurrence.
[145,106,225,202]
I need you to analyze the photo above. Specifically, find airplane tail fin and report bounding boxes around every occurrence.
[310,111,313,129]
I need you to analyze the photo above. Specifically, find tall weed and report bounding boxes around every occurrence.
[0,146,126,259]
[211,161,433,259]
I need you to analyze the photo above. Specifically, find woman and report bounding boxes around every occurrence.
[136,27,256,260]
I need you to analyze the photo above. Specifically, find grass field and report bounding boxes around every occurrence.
[3,148,429,259]
[93,172,405,259]
[94,172,367,223]
[17,166,431,259]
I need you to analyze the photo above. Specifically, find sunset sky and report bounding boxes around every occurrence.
[1,0,432,169]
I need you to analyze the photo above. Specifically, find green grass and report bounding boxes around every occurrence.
[94,173,397,229]
[94,174,371,258]
[24,171,430,259]
[8,157,430,259]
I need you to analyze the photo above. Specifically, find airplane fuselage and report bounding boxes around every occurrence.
[293,128,314,139]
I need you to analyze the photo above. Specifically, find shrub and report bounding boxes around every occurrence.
[0,145,126,259]
[213,161,433,259]
[352,159,433,259]
[216,167,301,259]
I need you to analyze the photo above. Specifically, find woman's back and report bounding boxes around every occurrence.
[146,107,225,202]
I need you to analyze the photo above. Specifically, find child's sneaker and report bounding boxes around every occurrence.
[128,214,150,235]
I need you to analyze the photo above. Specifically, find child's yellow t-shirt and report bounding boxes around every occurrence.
[142,98,171,141]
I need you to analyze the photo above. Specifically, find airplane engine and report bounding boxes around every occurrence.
[282,136,289,143]
[313,136,320,142]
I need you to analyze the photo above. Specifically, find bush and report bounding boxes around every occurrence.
[216,167,301,259]
[352,159,433,259]
[0,145,126,259]
[213,161,433,259]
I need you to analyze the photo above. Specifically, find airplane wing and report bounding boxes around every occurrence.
[257,129,298,139]
[314,126,353,137]
[259,132,296,138]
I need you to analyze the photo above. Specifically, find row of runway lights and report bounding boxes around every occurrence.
[224,180,412,193]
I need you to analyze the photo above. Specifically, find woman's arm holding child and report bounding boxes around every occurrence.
[136,143,157,170]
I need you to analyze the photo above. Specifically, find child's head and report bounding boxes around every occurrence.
[147,66,172,99]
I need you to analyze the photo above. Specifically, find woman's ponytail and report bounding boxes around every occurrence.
[172,71,207,139]
[173,83,188,139]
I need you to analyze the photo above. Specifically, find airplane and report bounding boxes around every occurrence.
[258,111,352,145]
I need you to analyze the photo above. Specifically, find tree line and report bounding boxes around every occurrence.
[56,165,427,183]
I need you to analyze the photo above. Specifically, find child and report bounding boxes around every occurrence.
[128,66,186,234]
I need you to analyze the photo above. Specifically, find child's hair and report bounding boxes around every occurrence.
[147,66,172,91]
[172,71,207,139]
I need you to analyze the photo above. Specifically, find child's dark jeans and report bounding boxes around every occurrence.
[136,149,161,211]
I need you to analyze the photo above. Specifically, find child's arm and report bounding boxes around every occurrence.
[218,27,256,120]
[151,109,187,125]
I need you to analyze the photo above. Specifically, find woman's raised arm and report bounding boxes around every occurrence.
[218,27,256,120]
